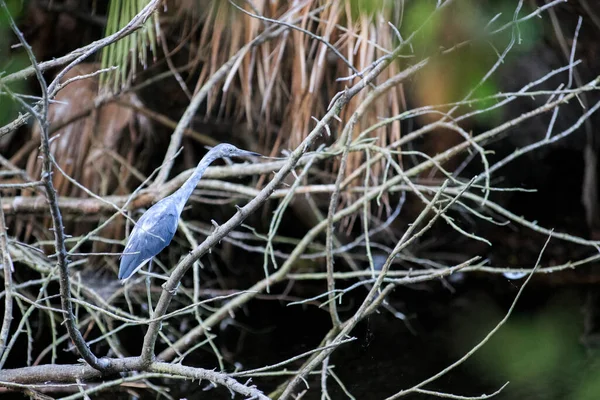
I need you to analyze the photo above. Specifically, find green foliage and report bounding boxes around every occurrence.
[403,0,440,51]
[399,0,542,123]
[573,369,600,400]
[100,0,158,93]
[454,292,600,399]
[491,0,542,52]
[479,306,580,385]
[0,3,29,128]
[348,0,393,19]
[0,0,22,26]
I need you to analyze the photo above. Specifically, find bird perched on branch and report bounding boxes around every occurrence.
[118,143,261,281]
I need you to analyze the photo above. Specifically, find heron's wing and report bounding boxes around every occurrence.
[119,201,179,280]
[133,201,179,245]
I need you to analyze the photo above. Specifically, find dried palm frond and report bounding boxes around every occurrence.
[171,0,404,199]
[21,63,153,243]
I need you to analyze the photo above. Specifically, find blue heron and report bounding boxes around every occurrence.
[118,143,261,281]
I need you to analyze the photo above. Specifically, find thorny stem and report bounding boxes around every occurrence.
[0,1,111,371]
[0,194,13,365]
[0,0,111,372]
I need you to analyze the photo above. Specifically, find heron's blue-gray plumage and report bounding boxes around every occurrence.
[118,143,260,281]
[118,198,179,280]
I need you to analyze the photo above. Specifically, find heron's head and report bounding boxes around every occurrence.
[210,143,262,159]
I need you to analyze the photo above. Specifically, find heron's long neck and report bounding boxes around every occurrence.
[173,154,218,214]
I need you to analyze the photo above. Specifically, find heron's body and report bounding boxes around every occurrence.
[118,143,260,281]
[118,197,179,280]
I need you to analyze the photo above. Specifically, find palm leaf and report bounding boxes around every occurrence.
[100,0,159,92]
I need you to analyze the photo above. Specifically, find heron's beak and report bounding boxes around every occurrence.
[239,150,263,158]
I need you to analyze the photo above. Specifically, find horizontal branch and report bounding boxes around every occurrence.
[0,357,268,399]
[0,157,316,215]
